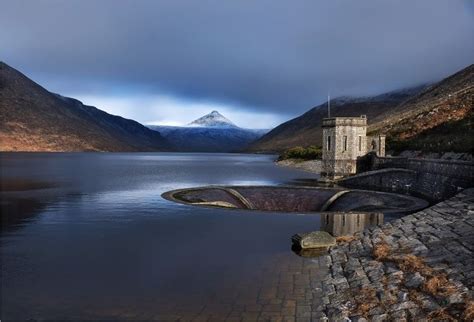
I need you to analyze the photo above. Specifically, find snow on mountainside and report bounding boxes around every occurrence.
[188,110,237,127]
[148,111,269,152]
[331,85,429,106]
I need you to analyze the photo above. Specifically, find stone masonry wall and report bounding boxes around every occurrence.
[366,135,386,157]
[339,168,417,196]
[354,154,474,201]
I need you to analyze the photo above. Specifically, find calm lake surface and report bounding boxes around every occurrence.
[1,153,325,320]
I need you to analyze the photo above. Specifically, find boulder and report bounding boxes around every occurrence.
[292,231,336,249]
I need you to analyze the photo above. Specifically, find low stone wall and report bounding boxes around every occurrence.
[352,153,474,201]
[339,168,417,195]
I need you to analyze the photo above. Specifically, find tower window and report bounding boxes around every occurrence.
[327,136,331,151]
[359,136,362,151]
[343,136,348,151]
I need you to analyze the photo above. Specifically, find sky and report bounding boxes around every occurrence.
[1,0,473,129]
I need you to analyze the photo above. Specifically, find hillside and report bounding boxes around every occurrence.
[247,86,426,153]
[148,111,267,152]
[369,64,473,154]
[0,62,170,152]
[248,64,473,154]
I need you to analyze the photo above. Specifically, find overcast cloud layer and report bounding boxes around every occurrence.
[1,0,473,128]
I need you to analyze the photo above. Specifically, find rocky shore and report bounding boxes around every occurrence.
[122,188,474,321]
[275,156,474,320]
[314,188,474,321]
[276,159,322,174]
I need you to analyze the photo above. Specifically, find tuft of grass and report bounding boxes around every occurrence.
[372,241,391,260]
[353,287,378,317]
[427,308,457,322]
[408,289,425,306]
[398,254,428,273]
[462,300,474,321]
[336,235,356,243]
[423,275,457,297]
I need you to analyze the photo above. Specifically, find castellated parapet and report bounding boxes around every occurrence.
[322,116,368,179]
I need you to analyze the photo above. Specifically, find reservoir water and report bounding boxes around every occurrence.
[1,153,326,320]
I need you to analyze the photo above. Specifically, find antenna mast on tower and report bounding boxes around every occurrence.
[327,93,331,118]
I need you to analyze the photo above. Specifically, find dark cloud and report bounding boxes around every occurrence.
[1,0,473,116]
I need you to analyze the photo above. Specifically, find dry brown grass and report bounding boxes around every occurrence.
[372,241,391,260]
[336,235,356,243]
[423,275,457,297]
[353,287,378,317]
[408,289,425,306]
[462,300,474,321]
[427,309,457,322]
[398,254,429,273]
[427,308,457,322]
[367,239,473,320]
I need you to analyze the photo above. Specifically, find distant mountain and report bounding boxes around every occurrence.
[0,62,170,152]
[149,112,268,152]
[188,110,236,127]
[248,64,473,154]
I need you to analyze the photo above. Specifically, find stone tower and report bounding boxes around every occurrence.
[321,115,386,179]
[321,116,368,179]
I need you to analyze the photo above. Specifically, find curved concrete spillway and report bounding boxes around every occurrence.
[162,186,429,215]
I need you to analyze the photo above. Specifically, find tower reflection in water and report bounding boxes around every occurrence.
[292,212,384,258]
[322,212,384,237]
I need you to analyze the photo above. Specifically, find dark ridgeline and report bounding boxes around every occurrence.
[0,62,171,152]
[248,64,473,154]
[1,60,471,154]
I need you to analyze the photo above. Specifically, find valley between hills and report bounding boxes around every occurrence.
[1,61,472,155]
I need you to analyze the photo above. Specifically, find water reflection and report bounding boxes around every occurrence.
[321,212,384,237]
[1,178,60,232]
[1,152,325,320]
[1,197,45,231]
[286,178,332,187]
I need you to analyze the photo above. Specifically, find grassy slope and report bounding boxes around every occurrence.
[248,64,473,154]
[0,62,170,152]
[369,65,473,154]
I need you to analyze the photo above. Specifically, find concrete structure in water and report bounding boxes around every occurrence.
[322,212,384,237]
[321,115,385,179]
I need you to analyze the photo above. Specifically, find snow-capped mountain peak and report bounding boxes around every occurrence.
[188,111,237,127]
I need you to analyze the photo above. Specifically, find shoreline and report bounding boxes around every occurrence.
[276,158,322,174]
[276,157,474,320]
